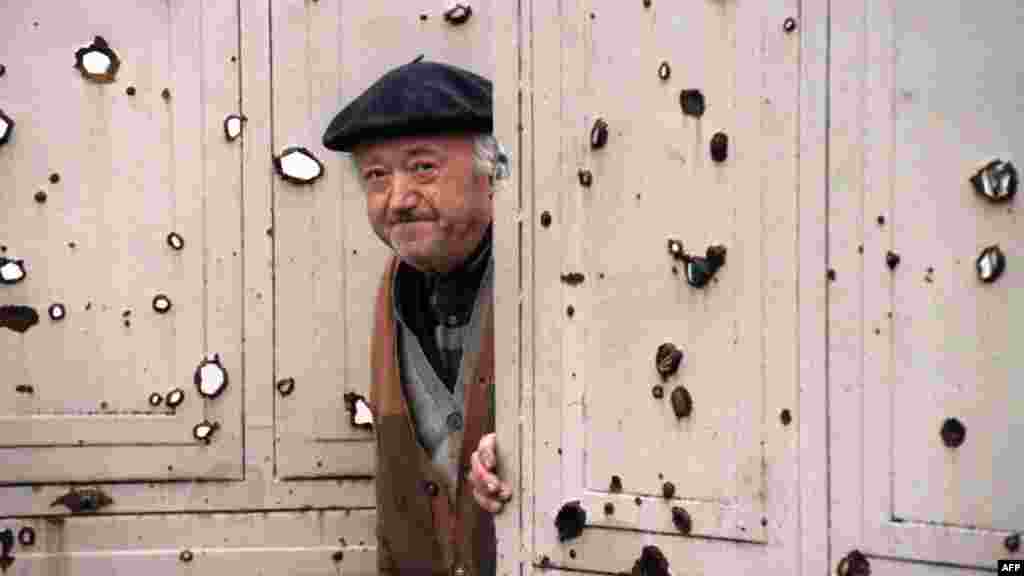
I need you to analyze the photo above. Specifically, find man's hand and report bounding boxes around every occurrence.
[467,433,512,513]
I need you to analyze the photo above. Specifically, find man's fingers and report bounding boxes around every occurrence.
[471,449,499,490]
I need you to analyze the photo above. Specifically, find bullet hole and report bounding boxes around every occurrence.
[0,256,26,282]
[443,3,472,25]
[560,272,584,285]
[643,0,652,8]
[662,482,675,499]
[15,385,33,394]
[123,318,131,328]
[657,61,671,80]
[125,86,135,96]
[577,169,592,188]
[420,13,428,21]
[265,227,274,237]
[976,245,1005,283]
[554,501,586,542]
[0,305,39,333]
[100,401,109,410]
[230,56,237,63]
[783,17,797,33]
[277,377,295,396]
[539,555,551,568]
[0,64,5,77]
[148,393,163,407]
[604,502,614,515]
[887,311,893,319]
[885,251,901,270]
[635,496,642,505]
[710,132,729,163]
[34,190,47,203]
[17,527,34,547]
[761,517,768,527]
[48,303,65,321]
[161,88,171,100]
[0,246,5,252]
[557,448,562,455]
[609,475,623,492]
[566,305,575,317]
[47,172,59,184]
[274,146,324,184]
[652,385,664,399]
[224,114,246,141]
[679,89,706,118]
[970,159,1017,203]
[193,420,219,443]
[671,507,691,534]
[67,241,76,249]
[876,215,885,226]
[630,546,670,576]
[150,294,173,314]
[656,342,684,379]
[667,238,684,259]
[827,268,836,281]
[590,118,609,150]
[74,36,120,83]
[316,460,323,468]
[780,409,792,425]
[332,550,344,563]
[569,549,577,559]
[540,211,552,228]
[179,549,193,563]
[1005,532,1021,553]
[940,417,966,448]
[670,386,693,419]
[873,327,880,335]
[166,232,184,251]
[598,272,605,279]
[122,309,131,318]
[857,244,863,254]
[194,354,228,398]
[165,388,185,409]
[0,109,12,147]
[343,392,374,429]
[680,245,726,288]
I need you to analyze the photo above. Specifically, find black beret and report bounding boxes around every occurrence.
[322,54,493,153]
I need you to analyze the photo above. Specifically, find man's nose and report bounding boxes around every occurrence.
[388,172,419,213]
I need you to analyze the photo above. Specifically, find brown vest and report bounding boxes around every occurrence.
[370,254,496,576]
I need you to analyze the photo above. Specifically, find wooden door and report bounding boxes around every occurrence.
[0,1,243,483]
[523,0,806,572]
[830,0,1023,571]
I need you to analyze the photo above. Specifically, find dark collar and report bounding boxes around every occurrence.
[423,224,492,326]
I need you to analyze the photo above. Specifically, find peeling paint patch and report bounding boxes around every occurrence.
[0,305,39,333]
[15,385,33,394]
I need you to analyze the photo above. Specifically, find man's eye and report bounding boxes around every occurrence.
[365,169,385,180]
[413,162,436,174]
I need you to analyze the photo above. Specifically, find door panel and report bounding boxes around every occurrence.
[0,1,243,482]
[531,0,800,570]
[829,0,1023,569]
[271,0,498,478]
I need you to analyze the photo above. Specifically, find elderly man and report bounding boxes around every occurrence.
[322,55,513,576]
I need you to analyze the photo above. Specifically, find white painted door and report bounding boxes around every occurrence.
[526,0,804,573]
[830,0,1023,571]
[0,1,243,484]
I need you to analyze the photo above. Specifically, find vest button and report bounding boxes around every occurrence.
[454,566,467,576]
[447,412,463,431]
[424,481,439,497]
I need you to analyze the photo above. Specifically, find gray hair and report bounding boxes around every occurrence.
[348,132,510,189]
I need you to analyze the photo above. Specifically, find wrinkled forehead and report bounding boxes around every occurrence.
[353,132,472,165]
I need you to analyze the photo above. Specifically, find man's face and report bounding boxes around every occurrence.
[354,132,493,275]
